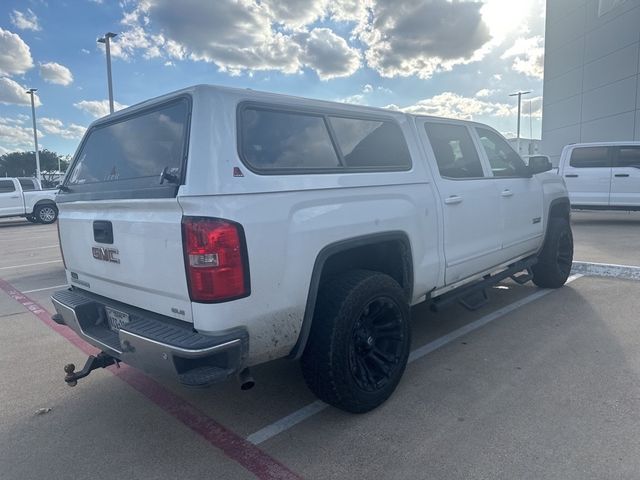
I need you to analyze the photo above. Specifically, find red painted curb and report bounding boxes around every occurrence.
[0,278,303,480]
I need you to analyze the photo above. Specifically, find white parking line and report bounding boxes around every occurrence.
[22,284,67,294]
[0,260,62,270]
[246,274,583,445]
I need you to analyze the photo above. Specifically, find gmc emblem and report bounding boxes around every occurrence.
[92,246,120,264]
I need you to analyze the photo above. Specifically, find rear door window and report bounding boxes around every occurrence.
[240,108,340,171]
[614,146,640,168]
[63,97,190,199]
[0,180,16,193]
[424,123,485,179]
[19,179,36,191]
[569,147,610,168]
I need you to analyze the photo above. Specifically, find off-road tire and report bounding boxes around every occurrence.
[532,217,573,288]
[301,270,411,413]
[34,204,58,224]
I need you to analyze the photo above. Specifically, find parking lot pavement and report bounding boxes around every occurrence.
[1,215,639,479]
[571,210,640,266]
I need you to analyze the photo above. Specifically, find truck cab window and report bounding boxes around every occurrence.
[424,123,485,179]
[476,128,528,177]
[0,180,16,193]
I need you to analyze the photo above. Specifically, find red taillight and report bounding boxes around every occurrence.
[182,217,250,303]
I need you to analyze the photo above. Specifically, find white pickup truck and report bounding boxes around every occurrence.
[0,177,58,224]
[558,142,640,210]
[51,85,573,412]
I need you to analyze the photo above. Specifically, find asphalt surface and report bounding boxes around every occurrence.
[0,211,639,479]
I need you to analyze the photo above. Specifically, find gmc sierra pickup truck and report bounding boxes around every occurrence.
[51,85,573,412]
[0,177,58,223]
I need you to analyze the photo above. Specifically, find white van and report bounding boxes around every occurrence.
[558,142,640,210]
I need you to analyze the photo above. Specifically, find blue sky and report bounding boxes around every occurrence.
[1,0,545,157]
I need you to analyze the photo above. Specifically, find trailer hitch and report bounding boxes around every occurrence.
[63,352,119,386]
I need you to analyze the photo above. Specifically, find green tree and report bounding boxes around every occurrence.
[0,149,70,186]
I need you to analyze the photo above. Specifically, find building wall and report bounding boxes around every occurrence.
[508,138,542,156]
[541,0,640,165]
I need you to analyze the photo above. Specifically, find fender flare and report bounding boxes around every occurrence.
[31,199,57,216]
[288,231,413,360]
[538,197,570,254]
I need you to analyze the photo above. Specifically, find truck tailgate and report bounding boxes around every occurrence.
[58,199,193,322]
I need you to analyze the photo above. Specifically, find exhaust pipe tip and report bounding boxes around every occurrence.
[238,368,255,391]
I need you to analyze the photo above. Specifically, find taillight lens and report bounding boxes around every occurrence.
[182,217,250,303]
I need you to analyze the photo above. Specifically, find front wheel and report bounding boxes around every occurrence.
[301,270,411,413]
[532,217,574,288]
[34,204,58,224]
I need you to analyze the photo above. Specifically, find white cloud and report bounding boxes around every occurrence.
[502,36,544,79]
[73,99,128,118]
[299,28,361,80]
[475,88,496,98]
[263,0,329,28]
[355,0,491,79]
[10,9,41,31]
[40,62,74,86]
[110,0,363,79]
[329,0,367,22]
[0,117,38,151]
[0,77,41,106]
[0,28,34,75]
[397,92,515,120]
[338,83,394,105]
[39,117,86,140]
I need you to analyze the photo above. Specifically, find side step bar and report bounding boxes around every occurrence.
[431,257,537,312]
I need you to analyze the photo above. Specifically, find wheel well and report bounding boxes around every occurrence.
[289,233,413,359]
[33,200,57,211]
[318,240,412,300]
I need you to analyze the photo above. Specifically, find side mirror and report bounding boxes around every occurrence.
[528,155,552,174]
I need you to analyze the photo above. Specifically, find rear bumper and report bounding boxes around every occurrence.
[51,288,248,386]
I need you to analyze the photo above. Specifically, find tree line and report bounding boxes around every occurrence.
[0,149,70,187]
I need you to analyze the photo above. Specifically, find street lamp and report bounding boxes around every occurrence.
[509,90,531,154]
[97,32,117,114]
[25,88,41,183]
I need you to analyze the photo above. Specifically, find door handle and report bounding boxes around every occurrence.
[500,189,514,198]
[614,173,630,177]
[444,195,463,205]
[10,195,19,198]
[565,174,578,178]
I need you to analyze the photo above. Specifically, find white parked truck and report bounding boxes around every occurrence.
[0,177,58,224]
[51,85,573,412]
[558,142,640,210]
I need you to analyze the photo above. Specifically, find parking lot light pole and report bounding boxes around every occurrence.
[509,91,531,154]
[97,32,117,114]
[26,88,42,183]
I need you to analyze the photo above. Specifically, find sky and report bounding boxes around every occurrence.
[0,0,546,157]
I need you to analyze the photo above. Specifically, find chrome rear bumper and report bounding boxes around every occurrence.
[51,289,248,386]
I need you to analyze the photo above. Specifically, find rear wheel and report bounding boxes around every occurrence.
[301,270,411,413]
[532,217,573,288]
[34,204,58,224]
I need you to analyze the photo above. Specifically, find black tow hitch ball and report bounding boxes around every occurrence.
[64,352,119,386]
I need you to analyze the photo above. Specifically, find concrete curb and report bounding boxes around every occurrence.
[571,261,640,281]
